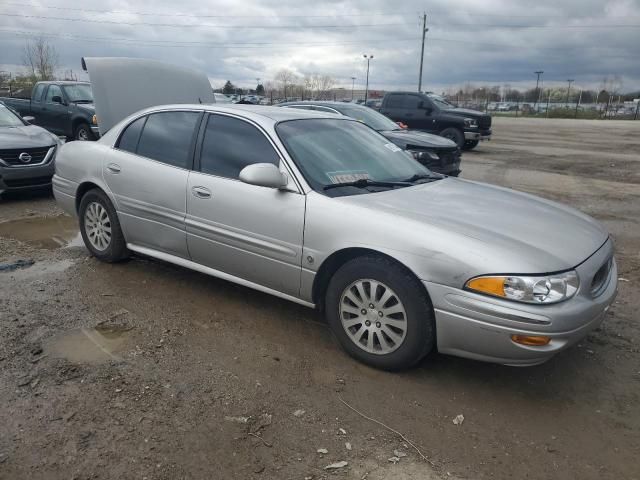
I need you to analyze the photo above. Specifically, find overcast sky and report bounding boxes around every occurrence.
[1,0,639,93]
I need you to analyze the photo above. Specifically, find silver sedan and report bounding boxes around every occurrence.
[53,102,617,370]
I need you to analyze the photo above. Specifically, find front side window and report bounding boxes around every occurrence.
[199,114,279,179]
[136,111,200,168]
[45,85,63,103]
[404,95,423,110]
[276,119,430,195]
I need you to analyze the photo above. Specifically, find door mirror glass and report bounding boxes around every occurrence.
[239,163,288,189]
[23,115,35,123]
[51,95,63,104]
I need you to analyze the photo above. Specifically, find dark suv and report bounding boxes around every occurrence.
[379,92,492,150]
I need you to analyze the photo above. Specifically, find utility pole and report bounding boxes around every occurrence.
[565,79,574,107]
[533,71,543,111]
[351,77,356,101]
[418,13,428,93]
[363,54,373,103]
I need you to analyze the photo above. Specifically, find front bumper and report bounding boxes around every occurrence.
[91,125,101,138]
[425,239,617,366]
[464,128,492,141]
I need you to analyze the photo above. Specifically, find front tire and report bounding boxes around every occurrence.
[463,140,479,150]
[79,189,129,262]
[325,255,435,370]
[439,127,464,148]
[74,122,95,141]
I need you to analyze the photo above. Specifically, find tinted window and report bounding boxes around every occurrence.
[32,84,45,102]
[136,111,200,168]
[385,94,404,108]
[404,95,423,110]
[45,85,62,103]
[200,115,279,179]
[117,116,146,154]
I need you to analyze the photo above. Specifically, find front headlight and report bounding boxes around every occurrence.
[409,150,439,161]
[465,271,579,304]
[92,114,98,125]
[464,118,478,128]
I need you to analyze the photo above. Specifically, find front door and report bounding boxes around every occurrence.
[103,110,202,258]
[41,85,68,135]
[186,113,305,297]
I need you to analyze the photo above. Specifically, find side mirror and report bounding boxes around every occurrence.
[51,95,63,104]
[23,115,35,123]
[239,163,288,189]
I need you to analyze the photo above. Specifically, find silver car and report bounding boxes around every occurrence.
[53,58,617,370]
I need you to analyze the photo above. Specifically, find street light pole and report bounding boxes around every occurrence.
[418,13,428,92]
[363,54,373,103]
[351,77,356,101]
[534,71,543,111]
[566,79,574,107]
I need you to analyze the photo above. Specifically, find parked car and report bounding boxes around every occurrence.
[53,58,618,371]
[213,93,233,104]
[279,101,461,176]
[0,102,60,194]
[379,92,492,150]
[0,81,99,141]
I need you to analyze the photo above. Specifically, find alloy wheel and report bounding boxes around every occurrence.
[84,201,112,251]
[339,279,408,355]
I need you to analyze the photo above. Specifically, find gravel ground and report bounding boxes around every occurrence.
[0,117,639,480]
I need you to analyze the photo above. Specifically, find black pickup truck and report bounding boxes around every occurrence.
[379,92,492,150]
[0,81,99,141]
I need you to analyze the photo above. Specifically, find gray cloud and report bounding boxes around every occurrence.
[1,0,639,92]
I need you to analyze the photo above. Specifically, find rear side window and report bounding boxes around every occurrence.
[32,84,45,102]
[199,115,279,179]
[136,111,200,169]
[385,94,404,108]
[117,116,146,154]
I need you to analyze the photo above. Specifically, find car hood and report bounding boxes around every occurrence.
[73,102,95,113]
[82,57,214,135]
[0,124,58,149]
[442,108,488,119]
[380,129,457,149]
[342,178,608,272]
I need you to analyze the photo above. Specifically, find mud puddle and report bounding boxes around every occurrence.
[45,325,132,364]
[0,215,79,249]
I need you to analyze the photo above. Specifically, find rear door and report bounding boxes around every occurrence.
[379,93,406,121]
[104,109,202,258]
[186,113,305,297]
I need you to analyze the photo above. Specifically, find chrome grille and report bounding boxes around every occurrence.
[0,146,55,166]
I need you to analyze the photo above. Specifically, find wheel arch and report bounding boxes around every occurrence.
[75,181,107,213]
[311,247,431,311]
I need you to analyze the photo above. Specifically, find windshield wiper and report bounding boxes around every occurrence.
[401,173,444,183]
[323,178,411,191]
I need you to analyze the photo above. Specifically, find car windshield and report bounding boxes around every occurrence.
[276,119,432,196]
[334,105,401,131]
[427,93,456,110]
[62,84,93,102]
[0,104,24,127]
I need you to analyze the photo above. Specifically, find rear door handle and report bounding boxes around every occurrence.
[192,186,211,199]
[106,163,121,174]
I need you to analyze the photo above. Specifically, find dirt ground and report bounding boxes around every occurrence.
[1,117,639,480]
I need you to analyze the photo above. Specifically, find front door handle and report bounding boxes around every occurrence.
[106,163,121,174]
[192,186,211,199]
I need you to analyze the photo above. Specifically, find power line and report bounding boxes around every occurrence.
[2,13,640,29]
[5,2,640,19]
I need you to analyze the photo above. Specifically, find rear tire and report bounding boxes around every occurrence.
[463,140,480,150]
[439,127,464,148]
[79,189,129,262]
[325,255,435,370]
[74,122,95,141]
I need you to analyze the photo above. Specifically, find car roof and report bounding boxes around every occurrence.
[279,101,370,110]
[38,81,91,85]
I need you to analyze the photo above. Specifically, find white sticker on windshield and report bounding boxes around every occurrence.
[327,171,370,184]
[384,143,402,153]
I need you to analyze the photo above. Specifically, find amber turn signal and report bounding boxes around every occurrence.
[511,334,551,346]
[466,276,506,297]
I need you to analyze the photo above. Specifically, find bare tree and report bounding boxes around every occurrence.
[274,69,297,101]
[21,37,59,81]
